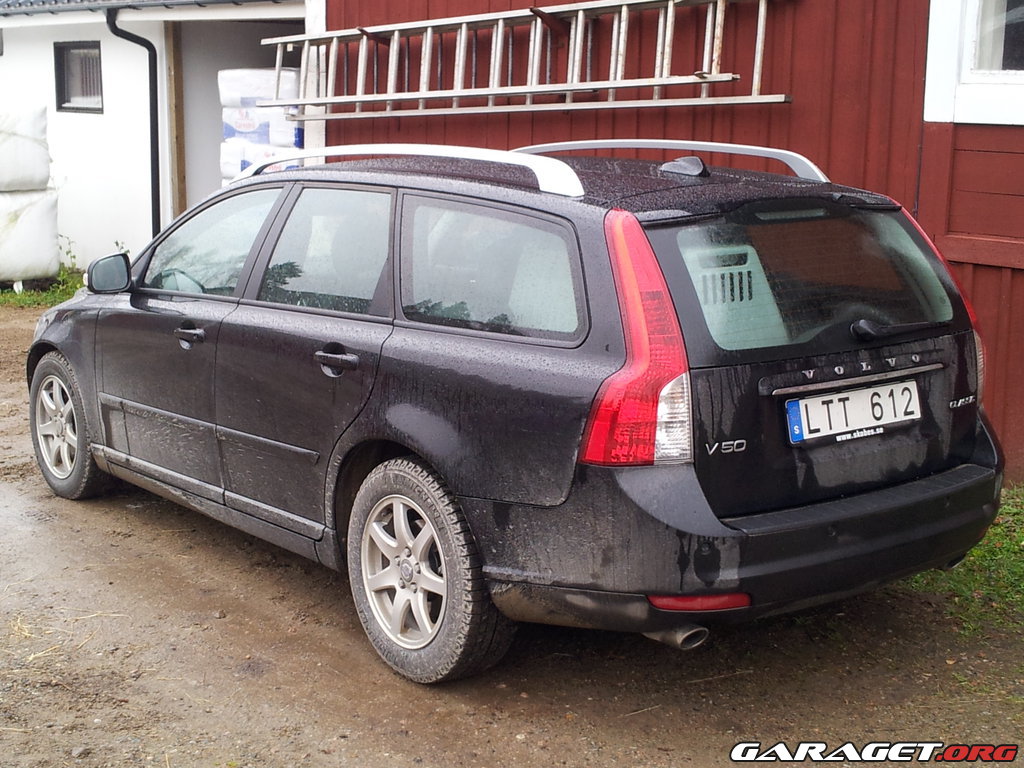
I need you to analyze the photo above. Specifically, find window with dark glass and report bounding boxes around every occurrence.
[54,42,103,113]
[977,0,1024,70]
[647,202,954,356]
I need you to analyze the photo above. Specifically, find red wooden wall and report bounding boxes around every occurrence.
[324,0,1024,482]
[918,124,1024,482]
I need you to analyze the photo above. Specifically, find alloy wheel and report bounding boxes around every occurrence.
[360,493,448,650]
[35,374,79,480]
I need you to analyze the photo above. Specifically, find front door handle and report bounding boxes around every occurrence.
[314,349,360,373]
[173,326,205,349]
[174,327,205,343]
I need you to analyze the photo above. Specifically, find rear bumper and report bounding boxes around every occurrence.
[472,461,1001,633]
[719,462,1000,619]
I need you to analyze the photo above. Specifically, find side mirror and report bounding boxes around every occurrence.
[87,253,132,294]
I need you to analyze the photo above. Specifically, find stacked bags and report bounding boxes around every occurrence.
[0,108,60,283]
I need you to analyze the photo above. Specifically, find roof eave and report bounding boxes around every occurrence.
[0,0,281,18]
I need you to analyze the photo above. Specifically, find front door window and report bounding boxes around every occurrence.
[142,188,280,296]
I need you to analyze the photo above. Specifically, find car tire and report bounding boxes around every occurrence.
[29,351,108,499]
[347,457,515,683]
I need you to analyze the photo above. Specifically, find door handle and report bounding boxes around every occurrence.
[314,349,360,373]
[174,327,205,343]
[173,326,205,348]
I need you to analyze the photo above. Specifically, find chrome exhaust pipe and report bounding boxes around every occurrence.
[643,624,710,651]
[940,554,967,571]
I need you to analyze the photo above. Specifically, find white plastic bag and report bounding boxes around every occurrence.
[0,108,51,192]
[0,190,60,281]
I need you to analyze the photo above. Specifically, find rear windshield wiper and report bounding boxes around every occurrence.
[850,317,951,342]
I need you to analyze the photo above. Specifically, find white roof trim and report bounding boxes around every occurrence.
[0,0,302,27]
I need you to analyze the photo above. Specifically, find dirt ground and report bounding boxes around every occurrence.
[0,304,1021,768]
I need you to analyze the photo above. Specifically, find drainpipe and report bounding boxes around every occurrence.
[105,8,161,238]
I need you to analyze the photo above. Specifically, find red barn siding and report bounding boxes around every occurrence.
[919,123,1024,482]
[948,129,1024,240]
[949,261,1024,482]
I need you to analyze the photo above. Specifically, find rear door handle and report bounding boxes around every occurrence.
[314,350,360,373]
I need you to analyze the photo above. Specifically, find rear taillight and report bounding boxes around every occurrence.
[901,210,986,405]
[579,209,692,466]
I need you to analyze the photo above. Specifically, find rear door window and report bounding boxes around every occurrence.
[256,187,392,316]
[646,201,961,365]
[400,196,584,341]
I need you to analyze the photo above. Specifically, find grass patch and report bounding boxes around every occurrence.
[0,266,84,308]
[908,485,1024,632]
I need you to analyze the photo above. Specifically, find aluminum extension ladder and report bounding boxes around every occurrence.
[260,0,788,121]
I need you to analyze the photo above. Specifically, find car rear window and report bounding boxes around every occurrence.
[400,196,583,341]
[645,201,959,363]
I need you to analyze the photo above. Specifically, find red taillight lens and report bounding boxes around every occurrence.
[648,593,752,611]
[580,209,691,466]
[901,210,986,404]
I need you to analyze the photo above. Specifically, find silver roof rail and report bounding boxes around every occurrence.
[234,143,586,197]
[514,139,830,182]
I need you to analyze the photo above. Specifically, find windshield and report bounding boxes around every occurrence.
[646,201,958,363]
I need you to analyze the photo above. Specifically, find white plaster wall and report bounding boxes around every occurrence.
[0,20,169,266]
[180,19,301,206]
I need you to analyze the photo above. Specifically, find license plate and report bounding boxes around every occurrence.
[786,380,921,444]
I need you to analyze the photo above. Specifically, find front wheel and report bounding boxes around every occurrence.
[29,351,108,499]
[347,458,515,683]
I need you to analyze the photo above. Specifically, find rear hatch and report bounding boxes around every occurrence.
[643,198,982,518]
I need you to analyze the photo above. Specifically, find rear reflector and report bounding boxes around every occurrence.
[648,593,752,612]
[580,209,692,466]
[973,329,986,405]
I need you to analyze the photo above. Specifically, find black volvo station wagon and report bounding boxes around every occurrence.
[28,140,1002,683]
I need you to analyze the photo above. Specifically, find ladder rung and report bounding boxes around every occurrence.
[262,73,739,109]
[286,93,791,121]
[453,23,469,107]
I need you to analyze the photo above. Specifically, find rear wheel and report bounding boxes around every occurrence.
[29,352,108,499]
[347,457,515,683]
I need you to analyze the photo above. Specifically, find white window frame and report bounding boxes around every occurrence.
[924,0,1024,125]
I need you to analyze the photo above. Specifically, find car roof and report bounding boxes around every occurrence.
[232,154,897,220]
